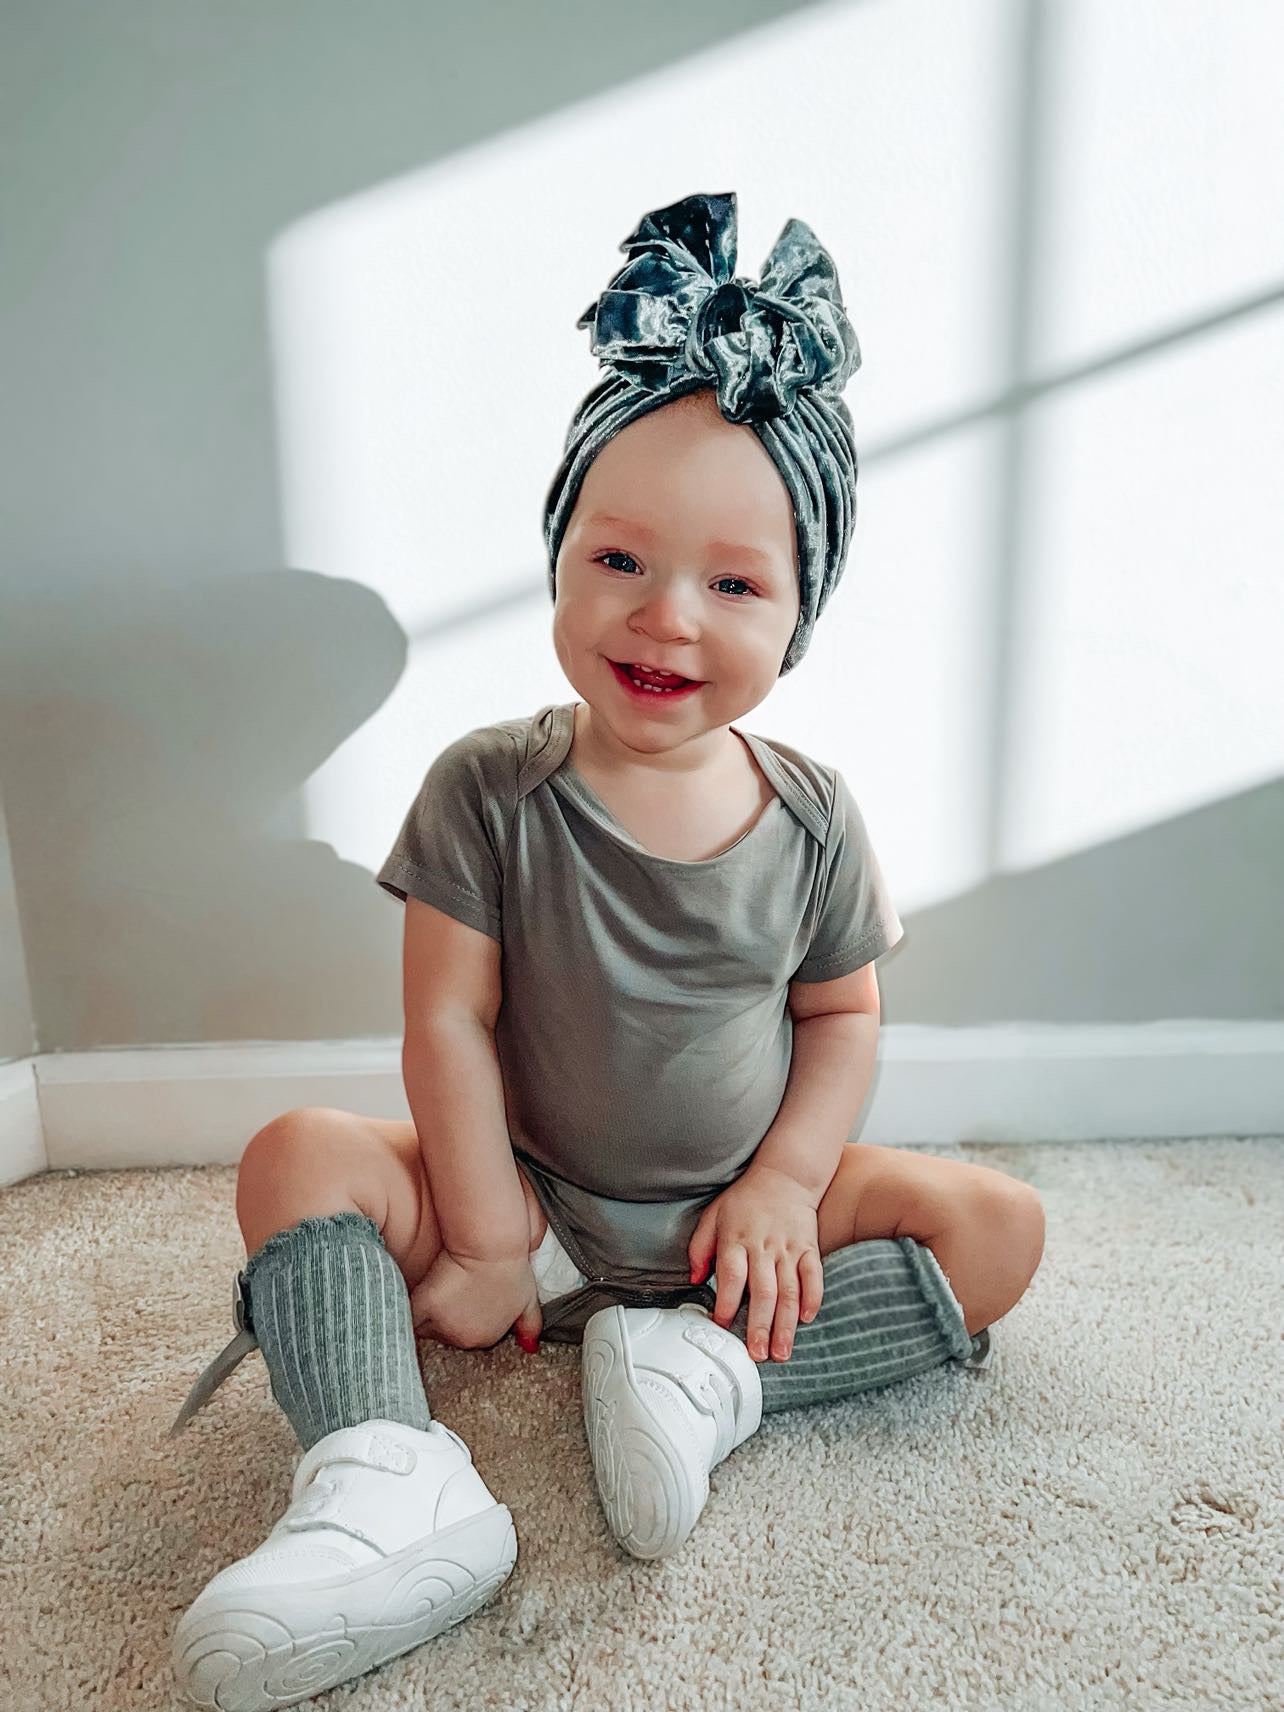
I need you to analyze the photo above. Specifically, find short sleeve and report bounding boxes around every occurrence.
[374,727,512,941]
[792,768,905,981]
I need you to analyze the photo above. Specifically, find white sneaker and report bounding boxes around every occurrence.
[171,1417,517,1711]
[581,1301,762,1561]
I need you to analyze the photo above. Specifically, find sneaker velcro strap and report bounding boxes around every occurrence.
[291,1425,418,1498]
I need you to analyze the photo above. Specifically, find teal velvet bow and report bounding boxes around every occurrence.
[576,189,861,427]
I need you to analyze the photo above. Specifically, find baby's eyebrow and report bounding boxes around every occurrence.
[584,512,776,569]
[704,538,776,570]
[585,511,653,535]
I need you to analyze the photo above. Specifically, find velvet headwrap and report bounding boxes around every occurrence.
[542,190,862,675]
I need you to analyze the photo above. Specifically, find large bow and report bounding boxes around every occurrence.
[575,190,860,425]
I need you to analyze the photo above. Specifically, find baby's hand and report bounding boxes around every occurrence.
[409,1249,542,1352]
[687,1165,824,1363]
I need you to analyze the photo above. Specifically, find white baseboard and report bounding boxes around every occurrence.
[0,1058,45,1185]
[3,1021,1282,1187]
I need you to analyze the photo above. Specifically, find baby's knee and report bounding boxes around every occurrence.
[239,1106,353,1178]
[236,1108,381,1254]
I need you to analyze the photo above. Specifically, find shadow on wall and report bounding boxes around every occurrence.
[0,567,412,1050]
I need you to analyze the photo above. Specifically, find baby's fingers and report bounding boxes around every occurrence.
[712,1244,747,1330]
[798,1249,825,1325]
[745,1252,779,1363]
[768,1260,802,1361]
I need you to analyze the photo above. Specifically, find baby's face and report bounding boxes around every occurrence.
[552,389,801,746]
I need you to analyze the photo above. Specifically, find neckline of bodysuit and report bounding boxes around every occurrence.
[549,702,785,869]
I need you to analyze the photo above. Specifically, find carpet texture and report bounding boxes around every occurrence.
[1,1137,1280,1710]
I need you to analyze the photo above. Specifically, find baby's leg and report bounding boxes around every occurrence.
[234,1107,438,1451]
[172,1106,522,1706]
[234,1106,546,1446]
[237,1105,547,1290]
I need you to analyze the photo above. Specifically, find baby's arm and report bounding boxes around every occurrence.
[401,896,529,1263]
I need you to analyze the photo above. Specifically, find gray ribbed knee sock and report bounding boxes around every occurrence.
[242,1210,432,1451]
[735,1236,986,1415]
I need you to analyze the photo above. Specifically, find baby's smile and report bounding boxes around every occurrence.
[605,658,706,706]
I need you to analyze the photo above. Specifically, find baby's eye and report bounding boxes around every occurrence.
[594,553,758,599]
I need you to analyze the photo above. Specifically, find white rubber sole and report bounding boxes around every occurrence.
[581,1306,708,1561]
[171,1500,517,1711]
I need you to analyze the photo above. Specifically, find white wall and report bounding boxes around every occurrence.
[1,0,1280,1063]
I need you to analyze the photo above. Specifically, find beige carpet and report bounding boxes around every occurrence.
[2,1137,1280,1711]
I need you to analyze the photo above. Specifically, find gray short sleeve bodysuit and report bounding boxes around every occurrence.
[376,700,904,1301]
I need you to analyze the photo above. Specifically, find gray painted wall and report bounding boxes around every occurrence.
[1,0,1280,1061]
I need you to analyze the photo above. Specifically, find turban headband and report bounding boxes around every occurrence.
[542,190,861,675]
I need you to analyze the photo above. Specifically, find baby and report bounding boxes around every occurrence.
[169,191,1043,1711]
